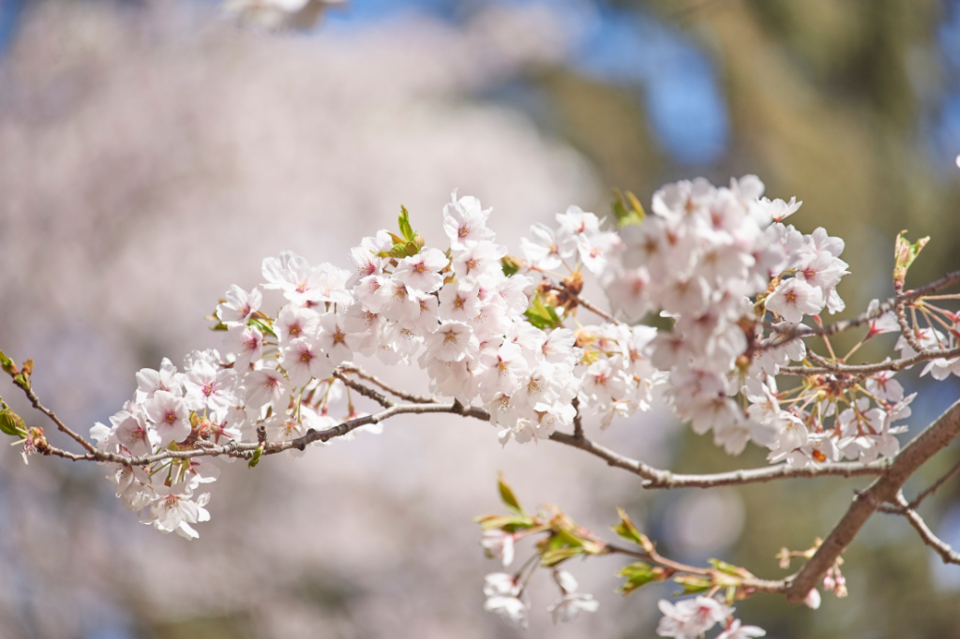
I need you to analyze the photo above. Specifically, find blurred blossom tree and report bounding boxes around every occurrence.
[3,1,960,638]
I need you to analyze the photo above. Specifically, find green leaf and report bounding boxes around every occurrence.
[474,514,535,532]
[497,473,525,515]
[209,321,228,332]
[248,445,263,468]
[0,408,26,437]
[673,575,712,595]
[540,546,584,567]
[501,256,521,277]
[893,230,930,288]
[398,205,416,243]
[249,318,277,338]
[523,294,564,330]
[618,562,663,595]
[612,189,646,228]
[611,507,654,552]
[708,558,751,578]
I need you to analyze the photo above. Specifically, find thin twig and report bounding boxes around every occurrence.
[22,383,97,454]
[909,457,960,509]
[896,300,926,354]
[605,542,788,594]
[332,370,394,408]
[779,345,960,377]
[576,296,619,325]
[339,363,436,404]
[546,431,886,487]
[572,398,583,441]
[894,491,960,565]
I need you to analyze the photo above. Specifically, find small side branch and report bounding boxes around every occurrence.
[339,363,437,404]
[22,384,97,454]
[893,491,960,565]
[911,458,960,509]
[332,370,394,408]
[779,345,960,377]
[784,399,960,603]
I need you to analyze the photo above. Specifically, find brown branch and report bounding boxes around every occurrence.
[332,370,394,408]
[548,431,664,482]
[895,300,926,355]
[547,431,887,487]
[605,542,787,594]
[21,382,98,454]
[576,295,619,325]
[339,363,436,404]
[784,399,960,603]
[910,457,960,509]
[779,345,960,377]
[892,491,960,565]
[641,461,889,489]
[35,401,492,467]
[572,398,583,441]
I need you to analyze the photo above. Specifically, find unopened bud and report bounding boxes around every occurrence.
[0,350,17,377]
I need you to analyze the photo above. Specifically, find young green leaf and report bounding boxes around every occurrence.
[497,473,525,515]
[893,230,930,289]
[617,562,665,594]
[248,444,264,468]
[611,188,646,228]
[0,408,26,437]
[673,575,712,595]
[611,507,654,551]
[474,514,535,532]
[501,256,521,277]
[540,546,584,567]
[398,205,416,243]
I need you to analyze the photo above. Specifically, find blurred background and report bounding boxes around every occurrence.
[1,0,960,637]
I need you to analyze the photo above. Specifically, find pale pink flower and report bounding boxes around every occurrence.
[145,390,191,446]
[765,278,824,323]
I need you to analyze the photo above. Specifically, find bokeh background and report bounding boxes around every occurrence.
[1,0,960,637]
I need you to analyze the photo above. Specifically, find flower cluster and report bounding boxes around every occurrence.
[597,177,925,470]
[89,353,228,538]
[87,175,951,548]
[657,596,764,639]
[481,569,599,628]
